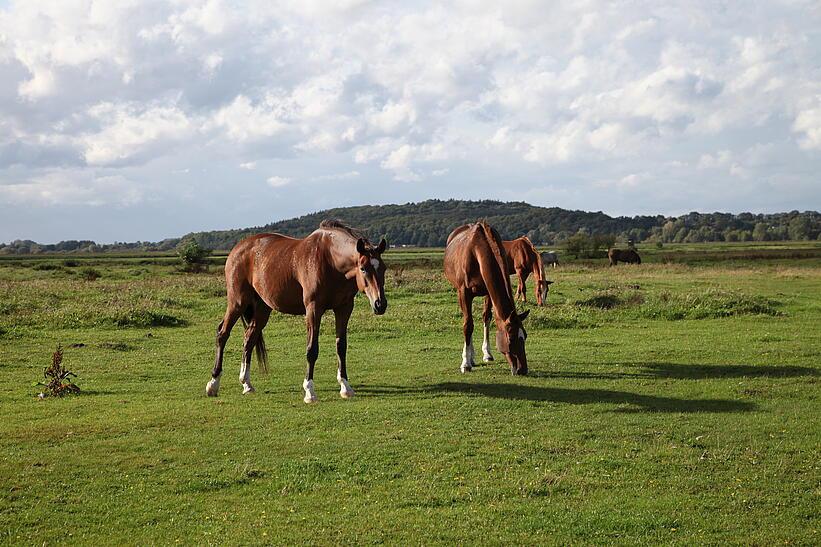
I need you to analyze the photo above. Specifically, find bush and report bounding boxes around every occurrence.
[177,240,212,272]
[80,267,101,281]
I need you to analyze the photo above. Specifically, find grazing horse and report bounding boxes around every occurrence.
[444,222,530,375]
[205,220,388,403]
[503,237,553,306]
[540,251,559,269]
[608,248,641,266]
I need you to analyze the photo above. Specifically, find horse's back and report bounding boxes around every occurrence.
[225,233,305,313]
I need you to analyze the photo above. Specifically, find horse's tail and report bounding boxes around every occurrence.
[241,305,269,374]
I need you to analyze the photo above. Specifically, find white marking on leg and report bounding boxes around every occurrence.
[239,359,254,394]
[303,378,317,404]
[205,374,221,397]
[461,341,474,373]
[337,370,355,399]
[482,320,494,362]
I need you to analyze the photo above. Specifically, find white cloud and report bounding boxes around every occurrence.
[266,175,291,188]
[0,171,142,206]
[0,0,819,240]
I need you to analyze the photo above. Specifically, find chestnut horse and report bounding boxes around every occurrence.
[444,222,530,375]
[205,220,388,403]
[503,236,552,305]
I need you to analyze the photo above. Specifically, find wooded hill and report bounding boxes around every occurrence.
[2,199,819,254]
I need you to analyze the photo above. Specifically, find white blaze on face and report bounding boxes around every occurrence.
[518,328,526,341]
[371,258,380,270]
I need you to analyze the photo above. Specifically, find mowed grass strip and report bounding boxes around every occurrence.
[0,248,819,544]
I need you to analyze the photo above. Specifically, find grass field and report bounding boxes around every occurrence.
[1,244,819,544]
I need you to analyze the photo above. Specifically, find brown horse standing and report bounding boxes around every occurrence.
[205,220,388,403]
[608,248,641,266]
[503,236,552,305]
[444,222,530,375]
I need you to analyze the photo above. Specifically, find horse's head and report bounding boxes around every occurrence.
[354,237,388,315]
[495,309,530,375]
[536,279,554,306]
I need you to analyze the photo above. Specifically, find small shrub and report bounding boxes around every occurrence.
[37,345,80,398]
[80,267,101,281]
[63,260,80,267]
[109,309,186,328]
[32,262,63,271]
[177,240,211,272]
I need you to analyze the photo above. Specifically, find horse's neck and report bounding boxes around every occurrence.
[327,237,359,275]
[475,245,514,321]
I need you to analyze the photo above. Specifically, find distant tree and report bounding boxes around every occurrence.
[752,222,769,241]
[788,216,811,240]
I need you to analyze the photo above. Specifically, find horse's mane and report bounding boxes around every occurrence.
[479,222,513,298]
[319,219,367,241]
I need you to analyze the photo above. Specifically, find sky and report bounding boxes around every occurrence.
[1,0,820,244]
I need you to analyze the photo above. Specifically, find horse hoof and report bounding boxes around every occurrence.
[340,389,355,399]
[242,384,255,395]
[483,355,494,363]
[304,395,317,404]
[460,365,473,373]
[205,378,220,397]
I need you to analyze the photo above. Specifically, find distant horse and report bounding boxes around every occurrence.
[608,248,641,266]
[503,237,553,306]
[540,251,559,269]
[206,220,388,403]
[444,222,530,375]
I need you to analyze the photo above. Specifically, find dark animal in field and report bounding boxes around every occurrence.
[444,222,530,375]
[608,248,641,266]
[540,251,559,269]
[206,220,388,403]
[503,237,553,306]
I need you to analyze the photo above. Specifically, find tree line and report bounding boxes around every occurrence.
[2,200,819,254]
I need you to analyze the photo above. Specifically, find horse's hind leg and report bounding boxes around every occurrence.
[334,301,355,399]
[459,289,475,373]
[240,302,271,394]
[206,304,242,397]
[516,269,527,302]
[481,296,494,363]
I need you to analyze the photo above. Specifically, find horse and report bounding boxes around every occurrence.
[205,220,388,403]
[540,251,559,269]
[444,222,530,375]
[502,236,553,306]
[608,248,641,266]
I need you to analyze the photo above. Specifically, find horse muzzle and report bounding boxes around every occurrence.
[372,297,387,315]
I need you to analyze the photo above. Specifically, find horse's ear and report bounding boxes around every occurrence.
[356,238,367,255]
[377,238,387,254]
[518,309,530,322]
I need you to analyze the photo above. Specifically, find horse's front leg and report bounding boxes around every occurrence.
[302,303,323,404]
[458,289,475,373]
[334,301,355,399]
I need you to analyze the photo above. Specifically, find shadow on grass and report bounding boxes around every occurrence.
[526,362,819,381]
[358,382,756,413]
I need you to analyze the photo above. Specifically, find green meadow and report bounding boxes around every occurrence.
[0,243,819,544]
